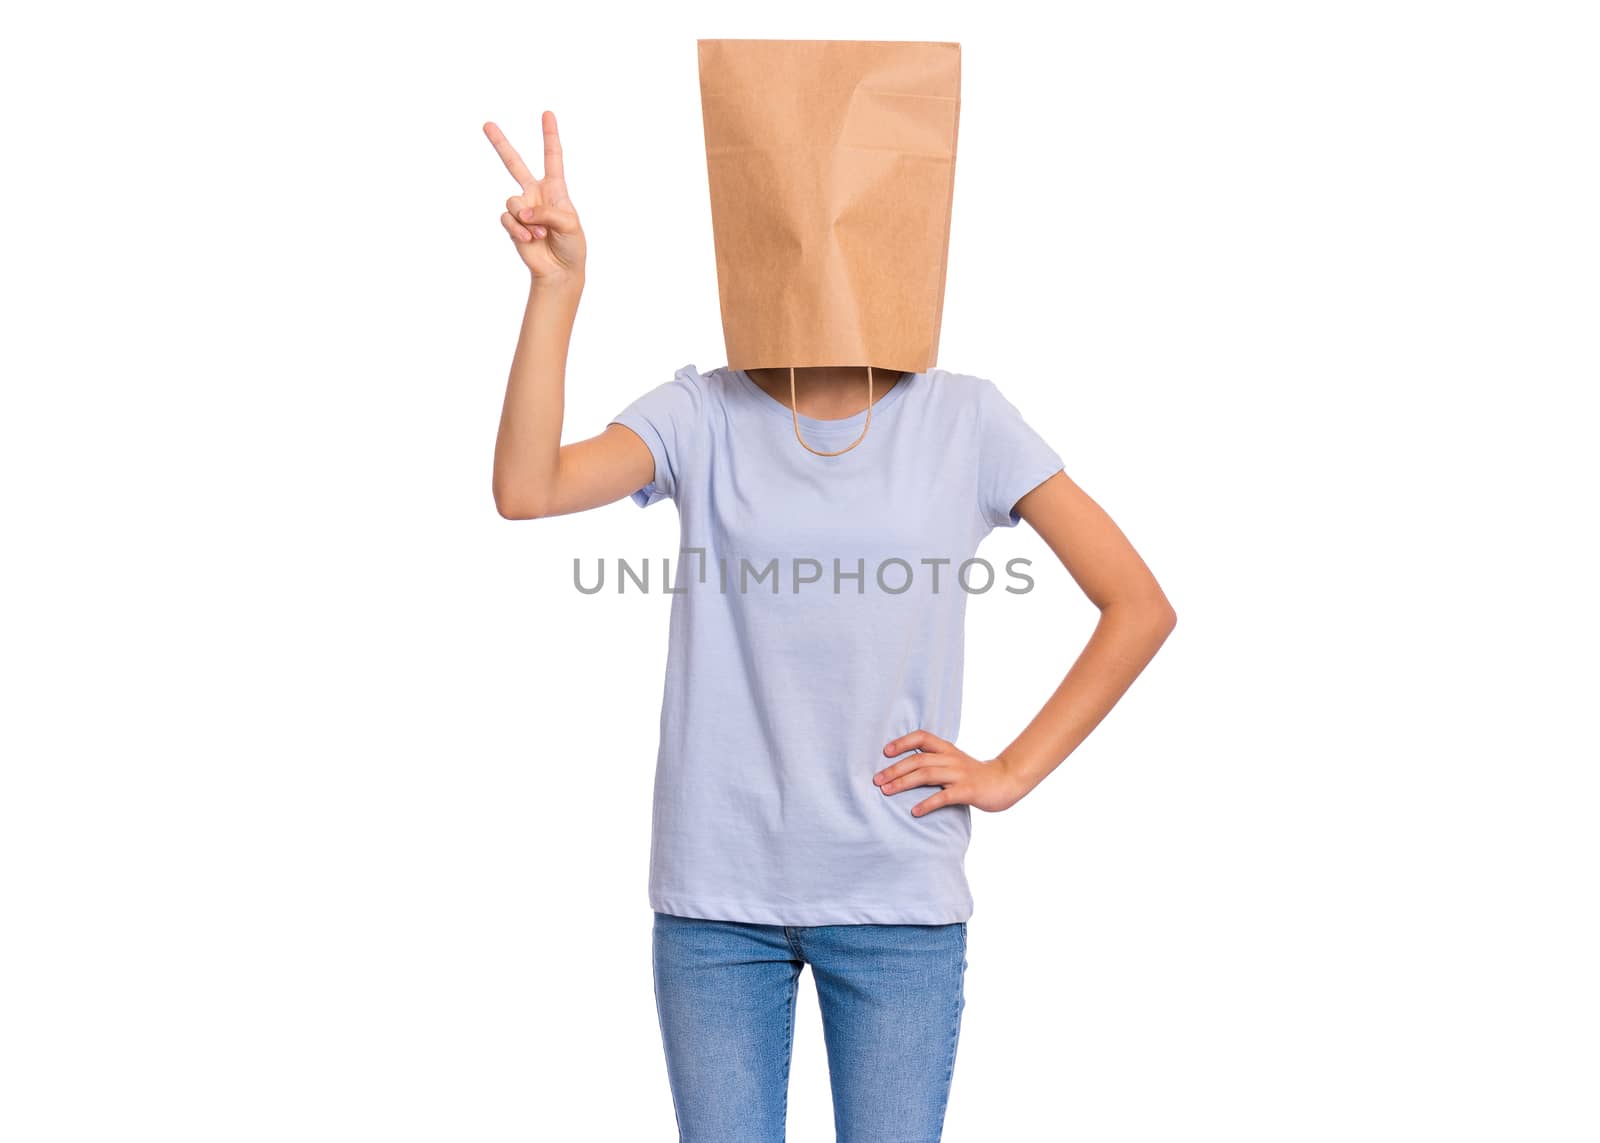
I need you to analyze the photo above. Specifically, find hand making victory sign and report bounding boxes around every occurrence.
[483,112,587,283]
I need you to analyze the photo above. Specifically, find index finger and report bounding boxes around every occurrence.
[483,121,537,190]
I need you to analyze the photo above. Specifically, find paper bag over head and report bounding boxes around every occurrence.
[697,39,962,375]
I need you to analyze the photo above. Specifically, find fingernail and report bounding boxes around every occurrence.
[520,209,533,221]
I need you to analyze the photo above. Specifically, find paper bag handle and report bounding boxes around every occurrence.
[787,365,874,457]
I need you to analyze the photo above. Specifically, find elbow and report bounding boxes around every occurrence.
[495,500,537,521]
[1147,597,1178,643]
[492,483,549,520]
[1107,592,1177,644]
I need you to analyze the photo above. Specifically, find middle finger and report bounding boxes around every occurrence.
[880,765,959,794]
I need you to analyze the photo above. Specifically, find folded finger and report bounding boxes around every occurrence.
[506,193,539,222]
[500,211,533,243]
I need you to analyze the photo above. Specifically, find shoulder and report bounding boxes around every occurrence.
[687,363,739,401]
[615,363,726,423]
[930,369,1057,456]
[667,362,739,412]
[667,361,713,399]
[918,367,1004,415]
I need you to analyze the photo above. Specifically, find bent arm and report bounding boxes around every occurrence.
[997,470,1179,795]
[491,276,654,518]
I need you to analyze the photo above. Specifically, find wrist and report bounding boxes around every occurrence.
[530,269,586,296]
[993,751,1039,802]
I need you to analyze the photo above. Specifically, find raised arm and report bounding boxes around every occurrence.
[484,113,654,519]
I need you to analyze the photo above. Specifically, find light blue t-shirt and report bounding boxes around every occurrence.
[609,364,1064,925]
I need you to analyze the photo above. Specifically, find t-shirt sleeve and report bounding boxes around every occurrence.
[607,366,705,508]
[975,377,1066,530]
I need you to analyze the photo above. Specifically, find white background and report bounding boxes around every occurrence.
[4,2,1596,1140]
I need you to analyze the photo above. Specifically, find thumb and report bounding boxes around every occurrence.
[523,201,579,235]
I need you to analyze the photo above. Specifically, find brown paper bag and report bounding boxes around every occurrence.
[697,39,962,375]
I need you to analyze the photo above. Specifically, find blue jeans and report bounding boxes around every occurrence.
[651,910,969,1142]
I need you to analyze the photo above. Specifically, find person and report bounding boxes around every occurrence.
[484,112,1177,1143]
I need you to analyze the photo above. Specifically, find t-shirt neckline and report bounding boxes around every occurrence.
[732,367,918,433]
